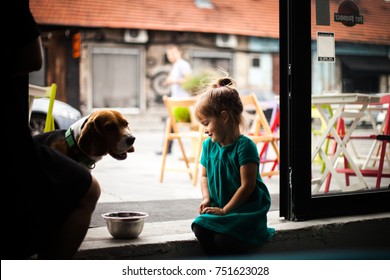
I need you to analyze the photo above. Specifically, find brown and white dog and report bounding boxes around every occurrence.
[33,109,136,170]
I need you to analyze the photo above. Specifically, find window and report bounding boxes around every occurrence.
[91,46,143,113]
[252,57,261,68]
[190,50,234,76]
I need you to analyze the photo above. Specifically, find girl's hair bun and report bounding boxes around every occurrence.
[217,77,235,88]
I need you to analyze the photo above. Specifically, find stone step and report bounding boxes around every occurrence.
[76,212,390,259]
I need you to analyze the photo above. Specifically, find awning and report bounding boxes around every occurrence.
[341,55,390,74]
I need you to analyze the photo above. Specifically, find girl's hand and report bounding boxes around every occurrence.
[201,207,226,216]
[198,198,211,214]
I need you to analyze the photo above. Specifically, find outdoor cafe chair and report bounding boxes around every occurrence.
[240,93,280,178]
[159,95,207,186]
[29,83,57,132]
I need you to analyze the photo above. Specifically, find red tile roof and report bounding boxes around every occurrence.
[30,0,389,45]
[30,0,279,38]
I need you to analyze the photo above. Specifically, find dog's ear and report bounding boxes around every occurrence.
[78,112,109,156]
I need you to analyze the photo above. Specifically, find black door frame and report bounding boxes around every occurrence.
[279,0,390,221]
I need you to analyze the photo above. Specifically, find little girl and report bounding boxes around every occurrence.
[191,76,275,256]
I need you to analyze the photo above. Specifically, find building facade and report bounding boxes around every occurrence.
[30,0,389,117]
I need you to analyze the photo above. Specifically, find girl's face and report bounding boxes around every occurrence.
[198,112,230,146]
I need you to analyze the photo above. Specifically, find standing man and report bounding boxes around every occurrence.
[156,44,193,155]
[164,44,193,99]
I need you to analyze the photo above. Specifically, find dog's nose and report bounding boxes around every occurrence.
[127,136,136,146]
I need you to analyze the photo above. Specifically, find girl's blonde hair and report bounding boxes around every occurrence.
[194,74,244,129]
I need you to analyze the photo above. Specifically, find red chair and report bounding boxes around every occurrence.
[259,105,280,176]
[240,94,280,178]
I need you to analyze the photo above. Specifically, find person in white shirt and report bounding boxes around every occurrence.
[156,44,193,155]
[164,44,192,99]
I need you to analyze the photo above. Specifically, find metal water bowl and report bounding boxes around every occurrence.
[102,211,148,239]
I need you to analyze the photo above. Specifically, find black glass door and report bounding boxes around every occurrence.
[279,0,390,221]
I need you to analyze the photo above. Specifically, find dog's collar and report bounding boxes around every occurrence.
[65,128,96,169]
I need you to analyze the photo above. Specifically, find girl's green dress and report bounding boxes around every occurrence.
[192,135,275,245]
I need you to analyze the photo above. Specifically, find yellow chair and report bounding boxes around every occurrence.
[29,83,57,132]
[311,104,333,173]
[159,95,207,186]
